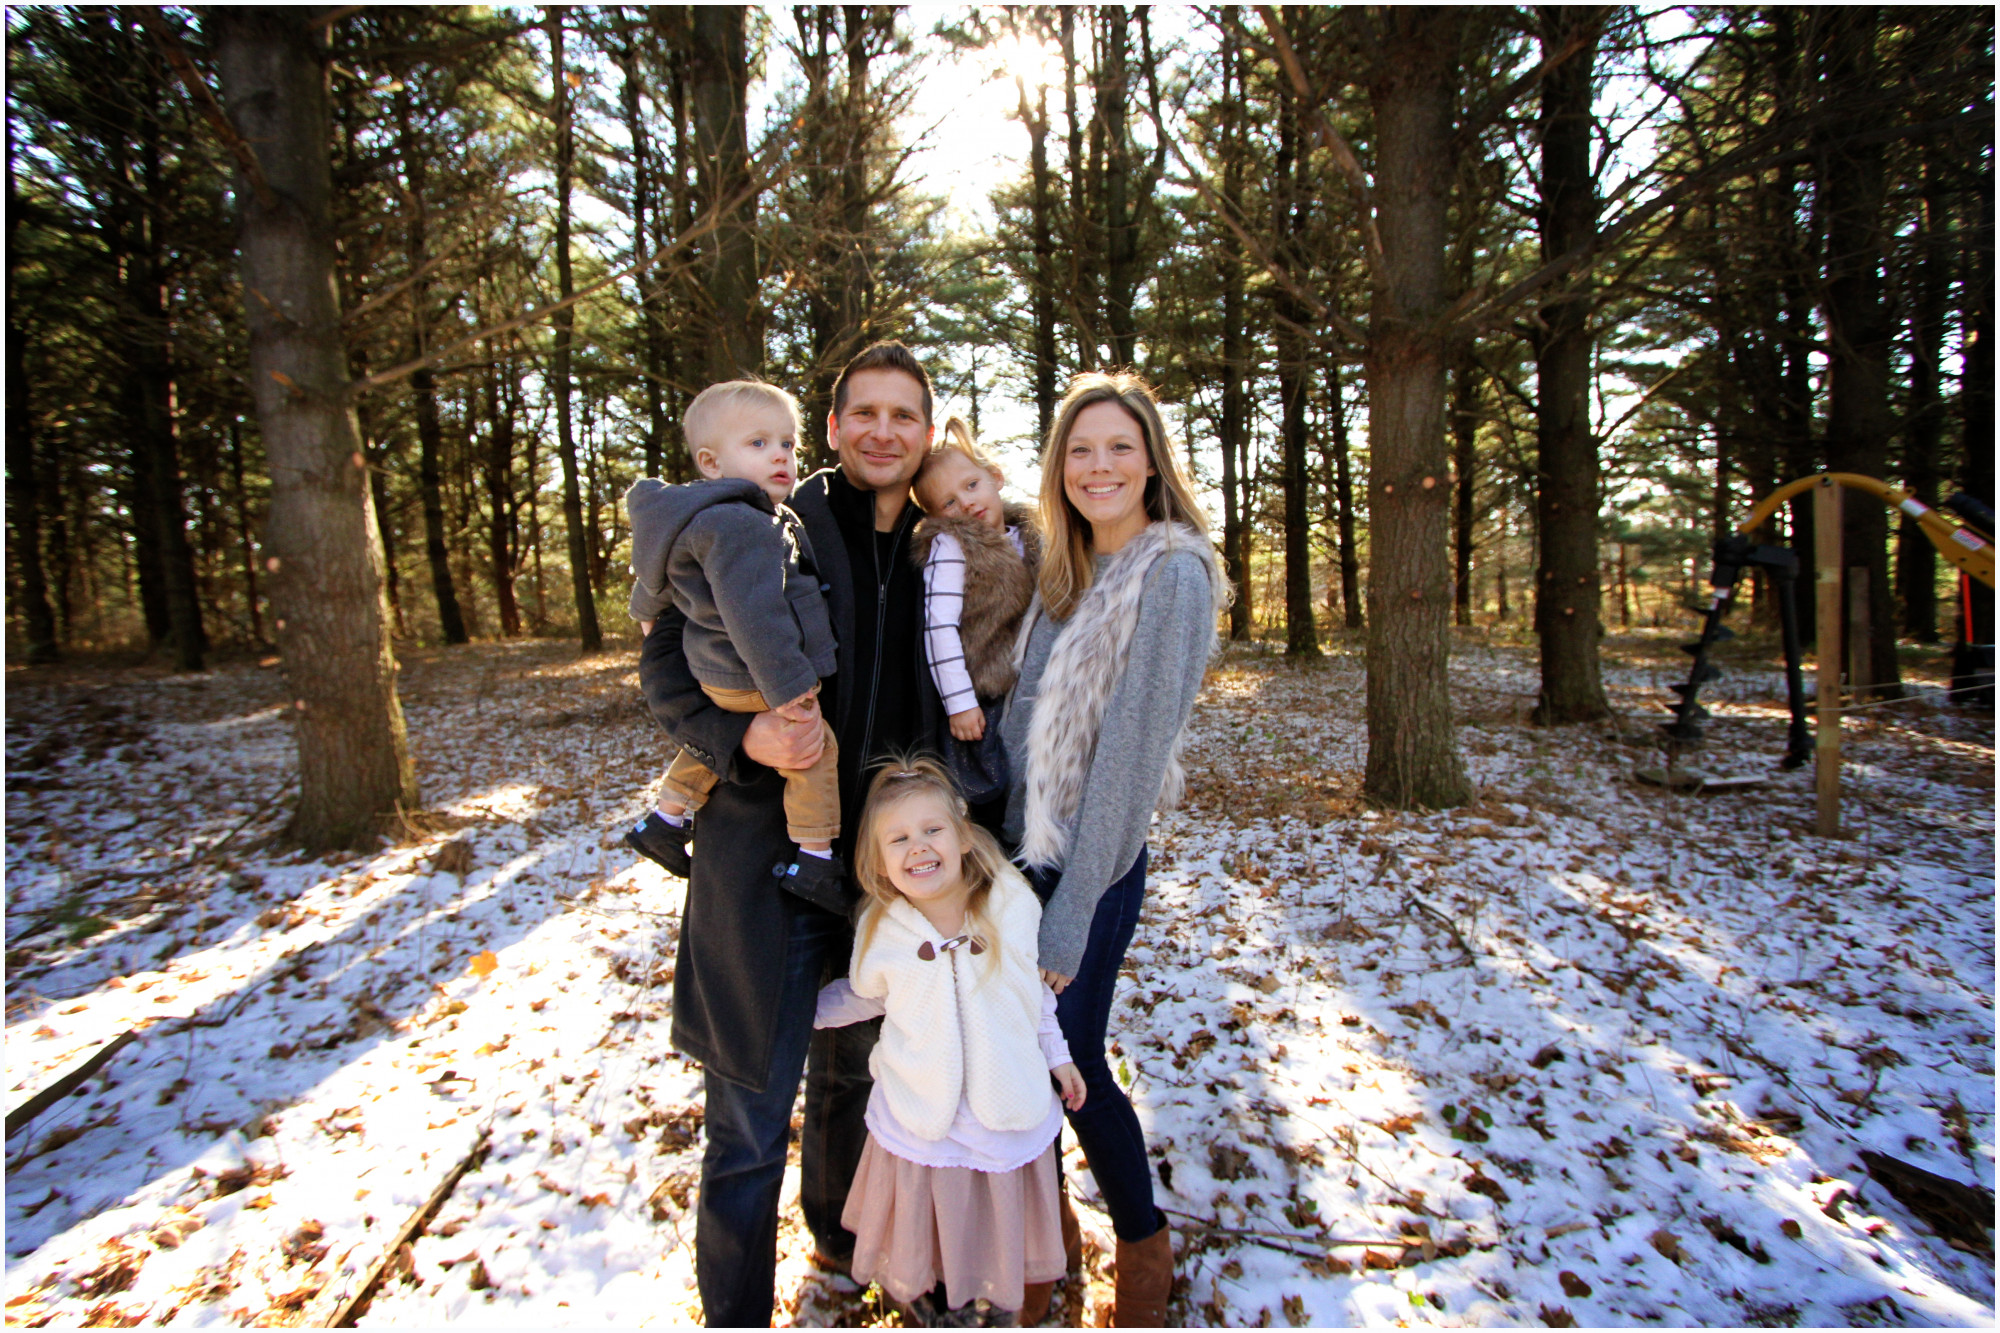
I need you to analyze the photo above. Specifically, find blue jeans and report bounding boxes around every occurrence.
[1031,850,1162,1243]
[695,905,848,1326]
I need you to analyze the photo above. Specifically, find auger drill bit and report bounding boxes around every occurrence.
[1662,536,1749,747]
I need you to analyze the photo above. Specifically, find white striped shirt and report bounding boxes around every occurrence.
[922,525,1026,715]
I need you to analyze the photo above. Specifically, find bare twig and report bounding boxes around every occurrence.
[352,139,789,395]
[1253,5,1385,271]
[135,8,276,210]
[1406,893,1479,964]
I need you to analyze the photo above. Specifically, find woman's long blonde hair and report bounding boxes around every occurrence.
[1037,372,1208,620]
[850,755,1010,976]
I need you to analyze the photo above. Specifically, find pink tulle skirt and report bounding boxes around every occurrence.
[841,1134,1067,1313]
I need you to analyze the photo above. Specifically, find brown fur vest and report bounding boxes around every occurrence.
[911,502,1043,701]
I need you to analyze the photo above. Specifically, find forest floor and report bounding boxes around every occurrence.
[3,629,1993,1328]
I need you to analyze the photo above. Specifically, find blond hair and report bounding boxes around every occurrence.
[913,416,1004,512]
[1037,372,1208,620]
[850,754,1008,977]
[682,380,802,462]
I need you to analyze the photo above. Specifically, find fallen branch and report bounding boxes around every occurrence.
[6,1031,136,1139]
[1405,894,1479,964]
[307,1131,491,1327]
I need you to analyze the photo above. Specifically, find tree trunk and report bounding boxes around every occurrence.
[1450,352,1478,628]
[1958,129,1994,692]
[1816,7,1900,697]
[1273,59,1317,658]
[213,6,417,851]
[615,33,667,479]
[689,5,760,381]
[1218,13,1252,640]
[1357,9,1471,808]
[7,116,59,663]
[1023,72,1057,445]
[1328,361,1362,630]
[1530,5,1608,724]
[838,6,874,348]
[1899,163,1948,642]
[1060,7,1099,369]
[227,414,266,646]
[547,7,602,654]
[396,92,467,646]
[484,348,522,636]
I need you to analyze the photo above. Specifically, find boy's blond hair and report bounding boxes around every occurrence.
[682,380,803,462]
[913,416,1003,512]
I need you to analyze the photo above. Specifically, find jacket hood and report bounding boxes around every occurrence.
[625,476,777,557]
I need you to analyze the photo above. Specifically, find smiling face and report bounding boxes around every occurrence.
[874,790,968,911]
[915,450,1007,530]
[828,367,933,502]
[695,402,800,506]
[1062,398,1156,553]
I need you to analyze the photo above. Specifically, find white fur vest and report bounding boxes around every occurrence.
[851,867,1052,1141]
[1013,521,1225,870]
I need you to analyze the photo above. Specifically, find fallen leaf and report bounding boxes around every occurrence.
[468,951,498,978]
[1558,1271,1592,1298]
[1649,1229,1682,1263]
[1780,1219,1802,1239]
[1540,1304,1577,1327]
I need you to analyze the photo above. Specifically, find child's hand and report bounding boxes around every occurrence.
[1052,1063,1086,1111]
[775,690,821,725]
[948,706,986,742]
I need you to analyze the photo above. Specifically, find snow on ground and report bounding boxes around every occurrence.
[4,632,1992,1327]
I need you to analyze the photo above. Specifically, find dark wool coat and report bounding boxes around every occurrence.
[641,467,941,1090]
[910,502,1043,701]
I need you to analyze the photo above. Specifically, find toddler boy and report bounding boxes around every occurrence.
[623,380,845,912]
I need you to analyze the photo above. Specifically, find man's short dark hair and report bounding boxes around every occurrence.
[830,341,934,425]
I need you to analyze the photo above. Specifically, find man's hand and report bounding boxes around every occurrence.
[639,618,655,638]
[948,706,986,742]
[744,708,825,770]
[775,689,822,725]
[1040,968,1071,995]
[1052,1062,1086,1111]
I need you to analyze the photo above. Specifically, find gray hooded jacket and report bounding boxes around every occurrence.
[626,476,837,707]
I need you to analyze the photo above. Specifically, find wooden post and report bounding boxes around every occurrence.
[1815,480,1842,837]
[1847,564,1871,696]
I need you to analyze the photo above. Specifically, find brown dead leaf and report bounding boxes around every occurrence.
[468,951,498,978]
[1648,1229,1682,1263]
[1558,1271,1592,1298]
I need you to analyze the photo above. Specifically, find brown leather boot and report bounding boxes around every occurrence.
[1111,1224,1173,1327]
[1060,1189,1082,1273]
[1018,1280,1056,1327]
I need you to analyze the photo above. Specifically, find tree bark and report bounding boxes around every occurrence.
[1899,162,1948,642]
[483,344,522,636]
[1356,8,1472,808]
[613,28,667,479]
[1450,351,1478,628]
[1328,360,1362,630]
[1958,127,1994,692]
[1218,13,1252,641]
[1023,71,1058,445]
[1273,50,1317,658]
[396,90,467,645]
[1816,7,1900,697]
[1530,5,1608,724]
[213,6,417,851]
[547,6,602,653]
[688,5,760,381]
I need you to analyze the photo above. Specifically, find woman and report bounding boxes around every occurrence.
[1000,372,1226,1326]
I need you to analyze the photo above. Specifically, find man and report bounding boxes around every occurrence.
[639,342,941,1326]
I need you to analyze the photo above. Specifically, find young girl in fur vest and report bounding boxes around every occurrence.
[815,757,1085,1327]
[911,421,1041,802]
[1000,372,1228,1326]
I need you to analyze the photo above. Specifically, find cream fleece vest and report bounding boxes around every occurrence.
[851,866,1053,1141]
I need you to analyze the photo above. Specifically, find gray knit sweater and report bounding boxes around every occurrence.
[1001,549,1215,977]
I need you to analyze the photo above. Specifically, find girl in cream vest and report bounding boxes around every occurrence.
[815,757,1084,1325]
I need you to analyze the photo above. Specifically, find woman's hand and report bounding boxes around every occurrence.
[948,706,986,741]
[1040,968,1072,995]
[1052,1062,1086,1111]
